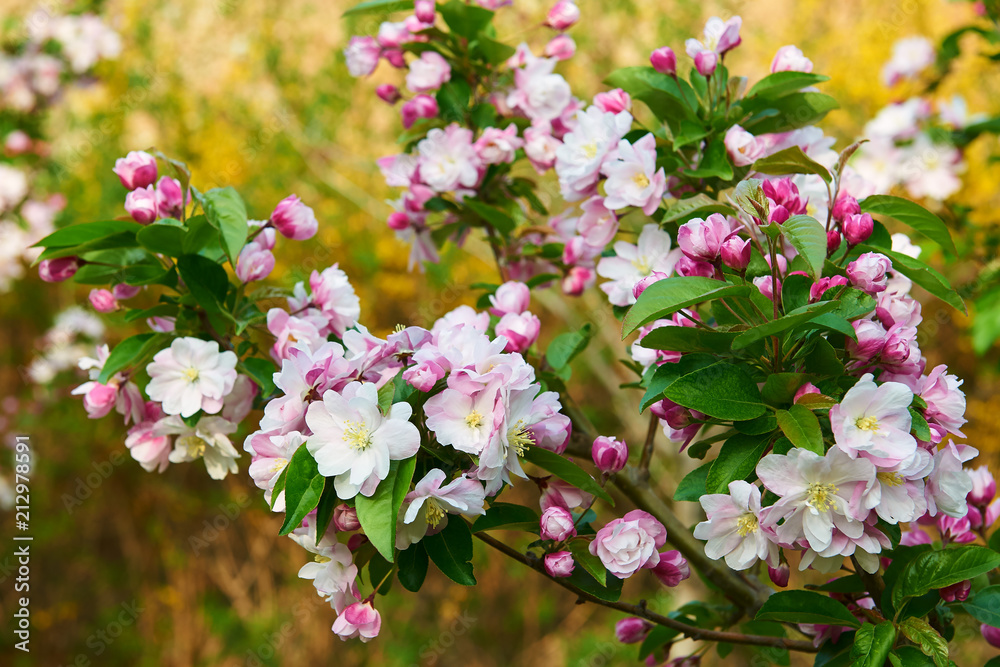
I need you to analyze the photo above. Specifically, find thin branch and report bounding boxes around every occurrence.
[473,531,818,654]
[637,412,659,477]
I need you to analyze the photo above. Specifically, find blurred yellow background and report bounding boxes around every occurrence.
[2,0,1000,664]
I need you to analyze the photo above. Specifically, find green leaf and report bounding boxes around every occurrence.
[746,71,830,98]
[438,0,493,38]
[755,590,861,628]
[37,231,141,262]
[97,333,170,384]
[603,66,697,122]
[640,354,717,411]
[199,187,248,266]
[136,220,186,257]
[893,545,1000,609]
[909,408,932,442]
[761,373,810,405]
[751,146,831,183]
[663,361,767,421]
[124,303,178,323]
[423,517,476,586]
[342,0,413,16]
[472,502,539,533]
[313,480,339,544]
[685,139,733,180]
[860,195,957,257]
[857,245,965,313]
[674,462,711,501]
[639,326,737,354]
[660,194,735,224]
[961,585,1000,627]
[522,446,614,506]
[473,35,515,65]
[367,552,394,595]
[565,562,623,601]
[622,276,751,336]
[776,404,824,454]
[732,301,838,349]
[176,254,231,333]
[355,457,416,563]
[546,323,594,370]
[892,647,937,667]
[569,541,608,587]
[181,214,219,255]
[241,357,277,398]
[436,78,472,123]
[743,92,839,134]
[639,625,680,661]
[780,215,828,280]
[278,443,325,535]
[464,199,515,235]
[850,622,896,667]
[706,433,771,494]
[897,617,949,667]
[396,543,429,592]
[34,219,143,250]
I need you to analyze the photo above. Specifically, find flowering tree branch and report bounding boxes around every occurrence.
[473,529,818,653]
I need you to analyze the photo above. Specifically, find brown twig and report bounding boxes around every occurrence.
[637,412,659,478]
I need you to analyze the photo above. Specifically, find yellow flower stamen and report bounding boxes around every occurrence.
[737,513,759,537]
[877,471,904,487]
[507,419,534,457]
[425,498,445,527]
[465,411,484,429]
[855,416,879,431]
[806,482,839,512]
[344,420,373,451]
[632,172,650,188]
[183,368,200,382]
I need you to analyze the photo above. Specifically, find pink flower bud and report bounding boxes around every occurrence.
[113,150,157,190]
[405,51,451,93]
[545,0,579,30]
[236,241,276,283]
[632,271,668,300]
[753,275,779,301]
[827,229,842,254]
[88,288,118,313]
[651,550,690,587]
[155,176,185,220]
[125,185,158,224]
[540,506,577,541]
[593,88,631,114]
[76,382,119,418]
[376,84,402,105]
[847,252,891,295]
[414,0,436,23]
[489,281,531,316]
[332,601,382,642]
[38,256,80,282]
[270,194,318,240]
[832,194,860,222]
[401,94,439,129]
[793,383,821,403]
[249,222,276,250]
[724,125,763,166]
[968,467,997,506]
[768,562,790,587]
[678,213,736,262]
[347,533,369,551]
[561,266,594,296]
[387,211,411,230]
[848,319,887,361]
[844,213,874,245]
[940,579,971,602]
[495,311,541,353]
[694,50,718,77]
[770,45,813,73]
[650,47,677,76]
[592,435,628,474]
[983,624,1000,649]
[544,34,576,60]
[809,275,848,302]
[615,618,653,644]
[112,283,141,300]
[5,130,32,155]
[720,236,751,270]
[544,551,575,577]
[768,204,790,225]
[333,504,361,531]
[384,49,407,68]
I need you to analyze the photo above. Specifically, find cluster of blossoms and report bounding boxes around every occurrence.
[36,2,1000,663]
[0,11,119,291]
[852,36,978,201]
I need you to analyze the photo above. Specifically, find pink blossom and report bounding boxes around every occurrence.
[376,21,410,49]
[474,125,523,165]
[545,0,580,30]
[540,506,577,541]
[540,478,593,512]
[770,45,813,73]
[968,466,996,506]
[556,106,632,201]
[725,125,764,166]
[615,618,653,644]
[685,16,742,76]
[398,469,486,546]
[125,402,172,473]
[982,625,1000,649]
[544,34,576,60]
[720,236,751,270]
[544,551,575,577]
[266,308,325,360]
[847,252,892,294]
[72,381,118,419]
[651,550,690,587]
[832,194,861,222]
[414,0,435,23]
[88,288,117,313]
[926,442,978,518]
[523,126,561,172]
[38,256,80,282]
[146,338,238,418]
[694,480,778,570]
[794,383,821,403]
[830,373,917,466]
[236,241,275,283]
[125,185,158,223]
[593,89,630,114]
[843,213,874,245]
[753,275,778,301]
[677,213,737,262]
[596,223,677,306]
[344,36,381,78]
[270,194,318,240]
[650,47,677,76]
[592,435,628,473]
[112,283,141,300]
[417,124,481,192]
[507,55,572,123]
[601,134,666,215]
[113,150,157,190]
[401,94,439,128]
[590,510,667,578]
[810,275,849,302]
[155,177,185,219]
[489,281,531,316]
[405,51,451,93]
[334,504,361,532]
[918,365,967,437]
[496,311,541,353]
[333,601,381,642]
[309,265,361,336]
[376,84,401,105]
